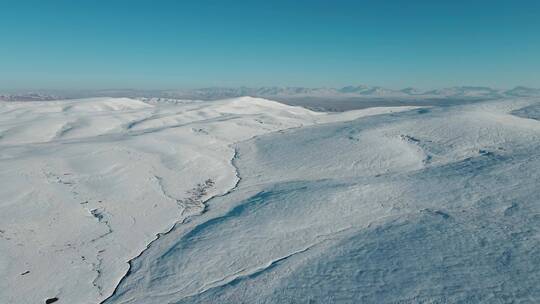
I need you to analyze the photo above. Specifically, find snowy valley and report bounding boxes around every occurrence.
[1,96,539,303]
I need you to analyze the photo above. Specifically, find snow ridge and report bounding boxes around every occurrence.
[105,97,540,304]
[1,96,402,304]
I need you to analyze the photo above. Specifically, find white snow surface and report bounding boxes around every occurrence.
[104,97,540,303]
[0,96,410,304]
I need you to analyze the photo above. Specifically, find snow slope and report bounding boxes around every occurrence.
[105,97,540,303]
[0,97,410,304]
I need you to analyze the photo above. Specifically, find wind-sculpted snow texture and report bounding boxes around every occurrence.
[0,97,406,303]
[106,98,540,304]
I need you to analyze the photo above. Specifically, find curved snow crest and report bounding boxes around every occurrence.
[0,96,414,304]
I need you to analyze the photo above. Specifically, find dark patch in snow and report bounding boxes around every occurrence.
[421,208,451,219]
[179,179,216,213]
[504,202,519,217]
[497,249,513,267]
[154,175,216,214]
[478,149,494,156]
[89,208,113,243]
[191,128,209,135]
[400,134,420,143]
[90,209,105,222]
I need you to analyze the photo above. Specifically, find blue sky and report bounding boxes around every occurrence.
[0,0,539,90]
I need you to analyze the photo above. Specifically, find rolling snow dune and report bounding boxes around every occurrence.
[0,97,411,304]
[104,97,540,304]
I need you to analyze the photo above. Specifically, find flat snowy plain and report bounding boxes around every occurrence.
[1,96,539,303]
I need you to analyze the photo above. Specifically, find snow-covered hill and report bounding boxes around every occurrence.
[105,97,540,303]
[0,97,410,304]
[2,96,540,303]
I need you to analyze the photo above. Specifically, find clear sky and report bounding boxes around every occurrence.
[0,0,539,90]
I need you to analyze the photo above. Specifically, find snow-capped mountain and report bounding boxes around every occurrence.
[400,87,425,95]
[2,85,538,102]
[0,93,58,101]
[424,86,502,98]
[504,86,540,97]
[160,85,529,100]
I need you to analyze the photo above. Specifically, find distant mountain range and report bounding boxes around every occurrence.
[0,92,60,101]
[1,85,540,101]
[179,85,540,99]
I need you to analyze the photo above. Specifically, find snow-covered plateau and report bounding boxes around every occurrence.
[1,96,540,303]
